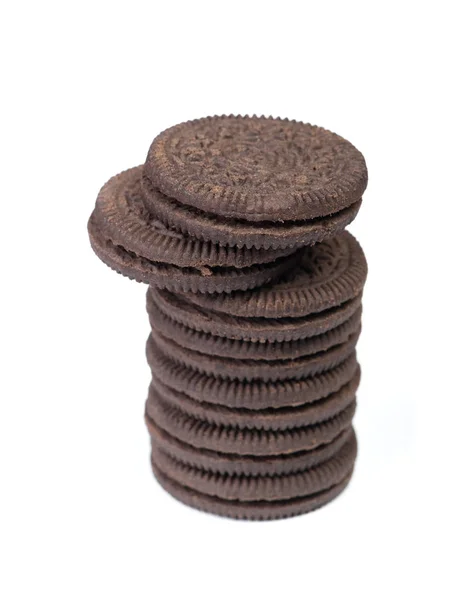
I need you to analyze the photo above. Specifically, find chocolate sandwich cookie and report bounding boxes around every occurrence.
[147,337,359,409]
[146,385,356,455]
[152,461,354,520]
[151,431,356,502]
[147,417,355,476]
[148,292,362,360]
[141,173,362,250]
[148,369,360,431]
[147,328,360,382]
[88,168,300,293]
[183,232,367,318]
[93,166,292,268]
[88,214,299,294]
[148,287,363,343]
[145,115,367,234]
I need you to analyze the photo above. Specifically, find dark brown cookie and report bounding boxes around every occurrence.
[147,328,360,382]
[148,369,360,431]
[147,337,359,409]
[147,417,354,476]
[93,166,292,268]
[88,213,300,294]
[151,431,356,502]
[148,292,362,359]
[183,232,367,318]
[145,115,367,222]
[152,459,354,520]
[142,173,362,250]
[146,385,356,455]
[148,287,363,343]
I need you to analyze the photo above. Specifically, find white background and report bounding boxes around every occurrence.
[1,1,446,599]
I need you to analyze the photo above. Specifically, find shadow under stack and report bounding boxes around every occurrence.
[88,115,368,520]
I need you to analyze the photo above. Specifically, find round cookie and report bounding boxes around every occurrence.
[151,432,357,502]
[146,385,356,455]
[148,293,362,360]
[93,166,292,268]
[147,338,359,409]
[148,369,360,431]
[148,287,363,343]
[152,460,354,521]
[88,214,299,294]
[183,232,367,318]
[147,328,360,382]
[88,167,304,293]
[147,418,355,476]
[142,172,362,250]
[145,115,368,222]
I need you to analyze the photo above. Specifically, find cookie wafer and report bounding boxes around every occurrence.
[151,430,356,502]
[93,166,292,268]
[148,370,360,431]
[148,293,362,359]
[147,418,354,476]
[141,173,362,250]
[146,387,356,455]
[148,287,363,343]
[147,339,359,409]
[88,214,299,293]
[145,115,367,221]
[152,461,354,520]
[147,328,360,382]
[183,232,367,318]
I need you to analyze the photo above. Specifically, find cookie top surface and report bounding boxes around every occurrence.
[145,115,367,222]
[183,232,367,318]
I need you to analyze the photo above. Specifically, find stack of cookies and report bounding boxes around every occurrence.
[88,116,368,520]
